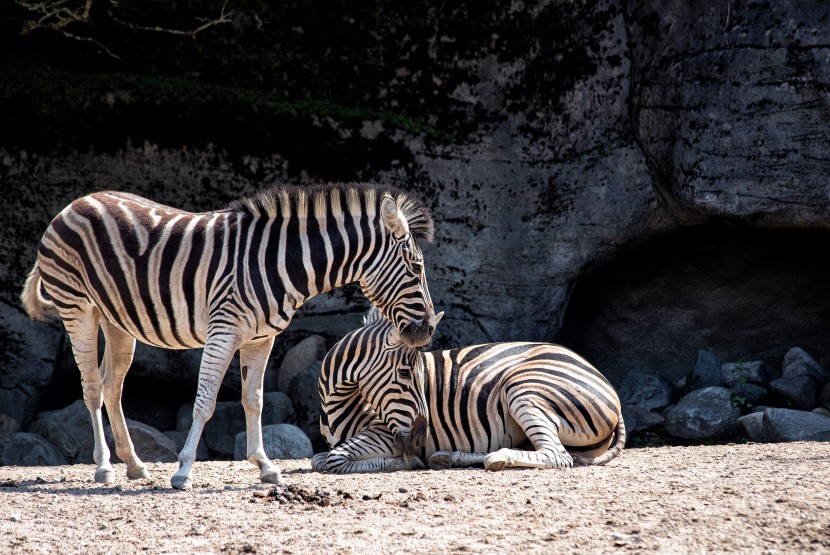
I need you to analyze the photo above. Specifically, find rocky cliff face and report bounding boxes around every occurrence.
[3,0,830,429]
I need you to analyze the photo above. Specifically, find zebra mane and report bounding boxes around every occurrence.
[362,306,389,328]
[227,183,434,243]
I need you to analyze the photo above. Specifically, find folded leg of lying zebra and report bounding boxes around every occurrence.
[313,307,626,473]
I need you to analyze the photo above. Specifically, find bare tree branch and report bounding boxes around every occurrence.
[15,0,234,59]
[110,0,234,38]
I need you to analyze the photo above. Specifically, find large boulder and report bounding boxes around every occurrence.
[203,392,296,458]
[105,419,178,463]
[761,408,830,442]
[271,336,327,393]
[782,347,829,385]
[617,372,673,412]
[686,350,722,393]
[234,424,313,461]
[287,361,325,452]
[27,400,95,464]
[664,387,741,440]
[0,432,67,466]
[0,307,62,429]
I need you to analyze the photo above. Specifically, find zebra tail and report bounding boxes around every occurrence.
[21,264,57,322]
[573,413,627,466]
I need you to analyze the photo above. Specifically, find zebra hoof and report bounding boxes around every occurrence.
[483,454,507,472]
[311,452,330,472]
[127,466,151,480]
[260,470,284,485]
[427,452,452,470]
[94,467,116,484]
[170,475,192,490]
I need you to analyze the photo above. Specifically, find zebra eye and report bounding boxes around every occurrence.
[397,367,411,380]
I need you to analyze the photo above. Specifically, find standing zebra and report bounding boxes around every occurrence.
[21,184,436,489]
[313,307,625,474]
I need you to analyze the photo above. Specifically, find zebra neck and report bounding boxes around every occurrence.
[259,207,384,309]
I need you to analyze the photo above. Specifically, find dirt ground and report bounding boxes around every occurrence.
[1,441,829,554]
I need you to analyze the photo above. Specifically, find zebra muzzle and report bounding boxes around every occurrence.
[398,317,436,348]
[400,414,428,455]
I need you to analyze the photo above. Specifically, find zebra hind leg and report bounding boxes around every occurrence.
[239,337,283,485]
[171,334,241,490]
[483,402,573,471]
[64,307,116,483]
[427,451,487,470]
[100,320,149,480]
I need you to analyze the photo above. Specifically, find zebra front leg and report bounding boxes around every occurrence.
[239,337,283,485]
[65,308,115,483]
[484,402,573,471]
[100,321,150,480]
[427,451,487,470]
[172,334,241,490]
[316,425,425,474]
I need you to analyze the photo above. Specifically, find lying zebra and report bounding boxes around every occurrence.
[313,307,625,473]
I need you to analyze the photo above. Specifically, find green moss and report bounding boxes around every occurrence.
[0,62,455,145]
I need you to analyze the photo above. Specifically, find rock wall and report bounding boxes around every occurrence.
[3,1,830,433]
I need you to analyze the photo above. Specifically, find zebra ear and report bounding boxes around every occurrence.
[381,195,410,239]
[387,326,402,345]
[434,311,444,328]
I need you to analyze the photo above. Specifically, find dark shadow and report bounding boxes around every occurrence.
[556,223,830,386]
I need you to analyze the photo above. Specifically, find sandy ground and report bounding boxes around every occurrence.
[1,441,829,554]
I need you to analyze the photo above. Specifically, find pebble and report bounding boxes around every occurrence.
[192,525,207,536]
[10,513,22,522]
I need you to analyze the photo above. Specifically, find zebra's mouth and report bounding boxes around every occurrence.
[398,414,429,455]
[398,320,435,348]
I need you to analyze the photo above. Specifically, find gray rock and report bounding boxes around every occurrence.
[811,408,830,419]
[769,377,819,411]
[664,387,741,440]
[0,414,21,436]
[624,404,664,432]
[27,400,95,464]
[273,336,327,392]
[819,382,830,410]
[0,304,63,429]
[729,383,767,408]
[620,405,636,435]
[287,361,324,452]
[234,423,313,461]
[722,361,769,388]
[105,419,178,463]
[617,372,673,411]
[761,408,830,442]
[737,412,766,442]
[782,347,829,385]
[203,392,296,458]
[175,402,194,432]
[0,432,67,466]
[162,430,210,461]
[686,350,722,392]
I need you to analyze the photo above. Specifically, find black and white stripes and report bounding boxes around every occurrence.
[313,307,625,474]
[22,183,436,488]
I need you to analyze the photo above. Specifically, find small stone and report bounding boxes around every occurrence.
[10,513,22,522]
[398,487,408,493]
[191,524,207,536]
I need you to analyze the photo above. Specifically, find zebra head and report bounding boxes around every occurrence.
[360,194,436,348]
[322,307,443,455]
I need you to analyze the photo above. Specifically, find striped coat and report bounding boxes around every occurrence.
[22,184,436,488]
[314,308,625,473]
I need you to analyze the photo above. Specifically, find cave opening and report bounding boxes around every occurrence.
[556,224,830,387]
